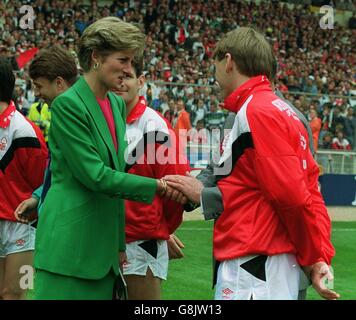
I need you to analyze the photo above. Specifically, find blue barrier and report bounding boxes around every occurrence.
[319,174,356,206]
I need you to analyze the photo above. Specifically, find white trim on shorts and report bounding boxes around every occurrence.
[0,220,36,258]
[123,239,168,280]
[214,253,302,300]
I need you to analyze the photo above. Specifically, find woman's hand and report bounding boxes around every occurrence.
[156,179,187,205]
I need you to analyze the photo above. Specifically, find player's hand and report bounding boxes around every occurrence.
[157,179,188,205]
[14,197,39,224]
[167,234,185,260]
[303,262,340,300]
[164,172,203,205]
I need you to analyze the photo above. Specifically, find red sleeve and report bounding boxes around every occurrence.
[249,107,333,266]
[20,122,48,190]
[307,159,335,265]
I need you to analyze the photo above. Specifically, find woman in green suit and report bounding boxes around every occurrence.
[34,17,171,300]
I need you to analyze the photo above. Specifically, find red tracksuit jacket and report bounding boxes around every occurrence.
[125,97,190,243]
[214,76,334,267]
[0,101,48,222]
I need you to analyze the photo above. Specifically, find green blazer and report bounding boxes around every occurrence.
[34,77,157,279]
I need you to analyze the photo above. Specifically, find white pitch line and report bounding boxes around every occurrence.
[332,228,356,232]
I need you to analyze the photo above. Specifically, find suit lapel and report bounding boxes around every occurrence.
[108,92,126,171]
[73,77,119,169]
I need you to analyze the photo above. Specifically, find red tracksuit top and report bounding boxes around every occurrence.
[214,76,334,267]
[0,101,48,222]
[125,97,190,243]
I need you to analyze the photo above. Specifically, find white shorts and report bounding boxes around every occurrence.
[215,254,302,300]
[123,239,168,280]
[0,220,36,258]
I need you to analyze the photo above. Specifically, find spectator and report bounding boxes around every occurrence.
[205,102,225,132]
[14,86,30,116]
[27,100,51,143]
[159,92,169,114]
[320,132,333,149]
[286,75,302,93]
[163,98,176,126]
[174,19,189,45]
[344,106,356,148]
[26,80,36,104]
[331,131,352,150]
[303,76,318,95]
[309,109,322,152]
[151,90,165,111]
[330,106,346,134]
[320,103,332,137]
[189,119,210,145]
[156,106,163,114]
[192,99,207,126]
[173,98,192,147]
[348,12,356,29]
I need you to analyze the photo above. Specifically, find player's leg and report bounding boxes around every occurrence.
[0,258,5,299]
[125,267,162,300]
[1,251,33,299]
[1,221,35,300]
[124,239,168,300]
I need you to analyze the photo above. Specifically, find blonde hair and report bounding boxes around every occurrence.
[213,27,274,79]
[78,17,145,72]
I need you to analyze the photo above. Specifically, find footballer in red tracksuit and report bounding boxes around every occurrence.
[123,96,190,279]
[213,76,334,299]
[0,101,48,223]
[0,100,47,263]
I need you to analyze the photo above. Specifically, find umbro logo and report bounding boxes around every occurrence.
[0,137,8,151]
[222,287,234,295]
[16,239,26,246]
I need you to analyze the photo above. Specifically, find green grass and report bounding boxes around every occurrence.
[162,220,215,300]
[307,221,356,300]
[162,220,356,300]
[27,220,355,300]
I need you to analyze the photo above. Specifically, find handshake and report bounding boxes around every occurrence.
[156,172,204,205]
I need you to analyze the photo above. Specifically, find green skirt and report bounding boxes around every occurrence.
[34,269,116,300]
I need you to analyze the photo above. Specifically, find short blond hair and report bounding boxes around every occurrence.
[78,17,145,72]
[214,27,274,79]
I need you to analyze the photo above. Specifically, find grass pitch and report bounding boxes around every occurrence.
[162,220,356,300]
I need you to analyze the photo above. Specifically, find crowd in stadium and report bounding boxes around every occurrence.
[0,0,355,150]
